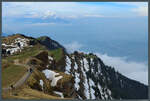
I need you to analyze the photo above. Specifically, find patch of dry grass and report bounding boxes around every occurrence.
[2,87,72,99]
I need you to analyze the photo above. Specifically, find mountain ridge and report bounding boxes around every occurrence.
[1,33,148,99]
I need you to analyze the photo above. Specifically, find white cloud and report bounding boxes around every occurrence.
[84,14,105,18]
[115,2,148,17]
[96,53,148,85]
[114,2,147,7]
[132,6,148,16]
[3,2,148,19]
[117,2,148,16]
[64,41,83,53]
[43,11,56,19]
[25,11,57,19]
[63,41,147,85]
[3,2,104,19]
[61,15,78,19]
[30,22,56,26]
[64,41,148,85]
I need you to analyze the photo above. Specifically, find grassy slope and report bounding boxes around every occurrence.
[2,42,68,99]
[2,63,72,99]
[4,44,46,63]
[2,44,45,87]
[48,48,63,62]
[2,64,27,87]
[2,44,64,86]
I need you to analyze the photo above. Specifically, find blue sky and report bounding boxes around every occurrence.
[2,2,148,36]
[2,2,148,19]
[2,2,148,34]
[2,2,148,85]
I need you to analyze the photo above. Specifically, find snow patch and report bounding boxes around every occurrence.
[2,37,30,55]
[83,58,89,72]
[65,56,71,74]
[75,72,80,91]
[6,47,20,54]
[53,91,64,98]
[48,56,53,60]
[81,59,90,99]
[42,69,63,87]
[74,62,78,70]
[84,77,90,99]
[46,65,49,68]
[15,38,29,47]
[97,62,101,73]
[2,43,15,47]
[89,78,96,99]
[40,80,44,90]
[78,95,82,99]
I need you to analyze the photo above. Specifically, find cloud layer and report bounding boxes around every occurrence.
[63,41,148,85]
[96,53,148,85]
[64,41,83,53]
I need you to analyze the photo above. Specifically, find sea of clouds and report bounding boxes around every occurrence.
[64,41,148,85]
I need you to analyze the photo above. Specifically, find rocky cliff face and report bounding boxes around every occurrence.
[2,34,148,99]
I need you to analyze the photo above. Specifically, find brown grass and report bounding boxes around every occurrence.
[2,87,72,100]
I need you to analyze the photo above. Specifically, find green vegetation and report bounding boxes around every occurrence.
[2,34,70,99]
[2,45,64,88]
[37,36,49,41]
[2,59,13,69]
[2,45,46,87]
[4,45,63,64]
[48,48,63,62]
[2,64,27,87]
[4,45,46,63]
[84,54,97,59]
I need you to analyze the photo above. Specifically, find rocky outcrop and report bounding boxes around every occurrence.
[34,51,49,64]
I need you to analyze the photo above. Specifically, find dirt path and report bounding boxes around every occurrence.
[2,60,35,92]
[14,59,29,69]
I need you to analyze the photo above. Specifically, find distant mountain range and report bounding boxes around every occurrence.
[1,34,148,99]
